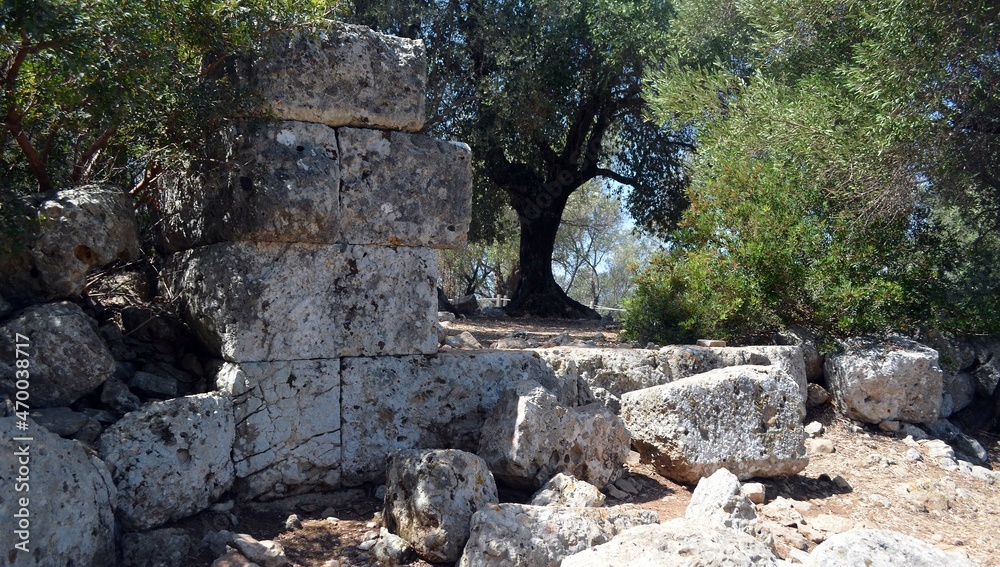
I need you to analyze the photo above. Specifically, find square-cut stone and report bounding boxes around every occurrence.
[159,121,341,253]
[252,24,426,131]
[217,361,341,500]
[340,351,574,485]
[338,128,472,248]
[165,242,438,362]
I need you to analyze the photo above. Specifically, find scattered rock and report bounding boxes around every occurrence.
[121,528,191,567]
[491,337,538,349]
[923,439,955,460]
[806,383,831,408]
[697,339,727,347]
[284,515,303,531]
[953,433,988,465]
[605,484,630,501]
[211,550,260,567]
[924,418,961,441]
[614,477,640,495]
[905,448,923,462]
[372,527,416,565]
[383,449,498,563]
[621,365,808,484]
[529,473,606,507]
[101,376,142,414]
[879,420,901,433]
[98,393,235,530]
[806,513,853,535]
[685,468,759,536]
[457,504,659,567]
[0,301,115,407]
[824,337,943,424]
[740,482,766,505]
[129,370,179,399]
[561,518,781,567]
[27,406,92,437]
[0,415,117,567]
[806,438,835,454]
[231,534,288,567]
[452,294,480,316]
[804,421,824,437]
[446,330,483,349]
[803,529,976,567]
[900,422,929,440]
[478,380,630,490]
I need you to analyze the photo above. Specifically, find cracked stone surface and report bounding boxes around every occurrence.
[217,361,341,500]
[165,241,438,362]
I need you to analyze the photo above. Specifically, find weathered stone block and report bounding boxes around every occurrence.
[165,241,438,362]
[384,449,498,563]
[158,121,341,253]
[98,393,235,530]
[803,529,976,567]
[458,504,659,567]
[340,350,572,485]
[0,186,139,307]
[824,337,943,424]
[217,361,341,500]
[478,380,630,490]
[159,122,472,252]
[252,24,426,131]
[0,301,115,407]
[0,415,117,567]
[338,127,471,248]
[621,365,808,484]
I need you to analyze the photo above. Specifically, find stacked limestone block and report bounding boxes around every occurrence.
[163,24,473,500]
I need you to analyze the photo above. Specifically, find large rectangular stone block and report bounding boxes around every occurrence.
[252,24,426,131]
[217,361,341,500]
[158,121,341,253]
[158,122,472,252]
[340,350,575,486]
[165,242,438,362]
[338,128,472,249]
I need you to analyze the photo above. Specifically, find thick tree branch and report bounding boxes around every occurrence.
[594,167,640,188]
[3,109,51,192]
[72,125,118,185]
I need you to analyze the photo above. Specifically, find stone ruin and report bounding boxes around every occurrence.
[0,21,997,567]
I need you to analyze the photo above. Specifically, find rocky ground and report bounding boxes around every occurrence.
[181,316,999,567]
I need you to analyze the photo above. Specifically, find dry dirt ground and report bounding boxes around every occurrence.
[182,316,1000,567]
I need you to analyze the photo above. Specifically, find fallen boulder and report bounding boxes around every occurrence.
[457,503,658,567]
[383,449,498,563]
[560,518,780,567]
[825,337,943,424]
[478,380,630,489]
[0,186,139,307]
[621,365,808,484]
[0,414,117,567]
[802,529,977,567]
[529,473,606,507]
[685,468,760,536]
[98,393,235,530]
[0,301,115,407]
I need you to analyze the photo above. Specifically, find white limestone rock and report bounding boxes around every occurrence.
[685,468,759,535]
[338,128,471,249]
[0,301,115,407]
[0,186,139,307]
[621,365,808,484]
[216,361,341,500]
[457,503,659,567]
[478,380,630,490]
[98,393,235,530]
[561,518,781,567]
[384,449,498,563]
[529,473,606,507]
[340,350,572,485]
[0,415,117,567]
[251,23,426,131]
[824,337,943,424]
[166,241,438,362]
[535,348,670,413]
[802,529,977,567]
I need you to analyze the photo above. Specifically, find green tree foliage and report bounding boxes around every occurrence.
[351,0,691,318]
[624,0,1000,344]
[1,0,343,251]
